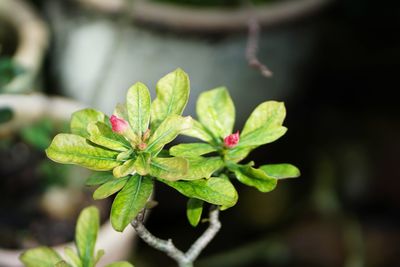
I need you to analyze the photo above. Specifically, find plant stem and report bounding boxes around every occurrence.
[131,206,221,267]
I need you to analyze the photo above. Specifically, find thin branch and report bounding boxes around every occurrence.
[131,206,222,267]
[185,206,221,262]
[246,17,273,77]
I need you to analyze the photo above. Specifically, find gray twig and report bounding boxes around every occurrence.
[246,17,273,77]
[131,207,221,267]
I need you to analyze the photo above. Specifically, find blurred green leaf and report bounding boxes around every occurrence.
[70,109,107,138]
[20,118,53,150]
[111,175,153,232]
[161,176,238,208]
[170,143,216,157]
[105,262,134,267]
[20,247,63,267]
[85,172,114,186]
[46,134,121,171]
[55,261,72,267]
[126,82,151,136]
[75,206,99,267]
[196,87,235,138]
[0,57,24,90]
[150,157,188,181]
[64,247,82,267]
[0,107,13,123]
[260,163,300,179]
[151,68,190,130]
[93,176,129,199]
[187,198,203,227]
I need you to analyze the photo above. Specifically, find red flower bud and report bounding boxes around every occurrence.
[110,115,129,134]
[224,131,240,148]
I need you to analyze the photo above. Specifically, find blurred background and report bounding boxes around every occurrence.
[0,0,399,266]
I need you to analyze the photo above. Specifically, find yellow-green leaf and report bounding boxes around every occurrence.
[184,157,224,180]
[161,176,238,208]
[111,175,154,232]
[70,108,107,138]
[196,87,235,138]
[75,206,99,267]
[55,261,72,267]
[151,68,190,130]
[113,159,136,178]
[181,117,214,143]
[260,163,300,179]
[150,157,188,181]
[231,164,277,193]
[46,134,120,171]
[242,101,286,136]
[146,115,192,155]
[134,152,151,176]
[126,82,151,136]
[20,247,63,267]
[93,176,129,199]
[187,198,203,227]
[170,143,217,157]
[237,126,287,147]
[87,122,130,152]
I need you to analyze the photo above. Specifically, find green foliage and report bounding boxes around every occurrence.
[45,68,299,229]
[0,57,24,92]
[20,206,134,267]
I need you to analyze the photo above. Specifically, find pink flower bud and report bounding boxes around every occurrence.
[110,115,129,134]
[224,131,240,148]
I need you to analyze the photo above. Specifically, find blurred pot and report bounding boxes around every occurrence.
[0,94,135,267]
[0,0,49,93]
[49,0,331,125]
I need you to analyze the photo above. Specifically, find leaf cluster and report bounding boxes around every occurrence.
[45,68,299,230]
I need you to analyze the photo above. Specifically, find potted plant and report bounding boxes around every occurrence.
[0,94,135,267]
[20,68,300,267]
[47,0,331,125]
[0,0,49,93]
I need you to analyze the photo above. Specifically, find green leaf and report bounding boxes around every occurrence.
[87,122,130,152]
[151,68,190,130]
[237,126,287,147]
[86,172,114,186]
[117,149,133,161]
[20,247,63,267]
[146,115,192,155]
[187,198,203,227]
[55,261,72,267]
[70,109,107,138]
[242,101,286,136]
[64,247,82,267]
[150,157,188,181]
[113,159,136,178]
[225,146,252,163]
[105,262,134,267]
[46,134,120,171]
[75,206,99,267]
[0,107,13,123]
[94,249,105,266]
[93,176,129,199]
[231,164,277,193]
[184,157,224,180]
[133,152,151,176]
[196,87,235,138]
[161,176,238,208]
[260,163,300,179]
[126,82,151,136]
[111,175,154,232]
[170,143,217,157]
[181,118,214,143]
